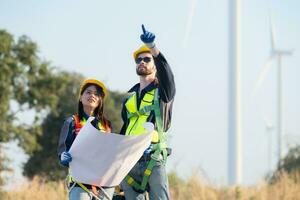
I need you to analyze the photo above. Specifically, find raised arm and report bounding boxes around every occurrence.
[140,24,176,102]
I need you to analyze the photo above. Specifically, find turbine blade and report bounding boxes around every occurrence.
[252,55,275,97]
[280,49,294,55]
[183,0,198,48]
[270,15,276,50]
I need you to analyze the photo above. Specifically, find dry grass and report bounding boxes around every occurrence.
[170,172,300,200]
[2,177,67,200]
[1,172,300,200]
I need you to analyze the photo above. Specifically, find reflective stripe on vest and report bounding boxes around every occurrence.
[125,89,156,136]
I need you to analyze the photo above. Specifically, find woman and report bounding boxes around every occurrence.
[57,79,114,200]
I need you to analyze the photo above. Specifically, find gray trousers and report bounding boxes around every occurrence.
[121,159,170,200]
[69,186,115,200]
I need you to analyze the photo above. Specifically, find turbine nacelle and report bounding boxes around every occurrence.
[272,49,294,56]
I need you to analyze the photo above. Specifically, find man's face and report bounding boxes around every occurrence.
[135,52,156,76]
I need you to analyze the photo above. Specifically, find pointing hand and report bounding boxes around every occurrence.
[140,24,156,48]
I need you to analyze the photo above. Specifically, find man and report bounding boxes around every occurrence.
[119,25,175,200]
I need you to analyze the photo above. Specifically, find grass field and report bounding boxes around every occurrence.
[1,172,300,200]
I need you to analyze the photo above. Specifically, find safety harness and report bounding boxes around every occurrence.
[124,89,169,192]
[66,114,111,200]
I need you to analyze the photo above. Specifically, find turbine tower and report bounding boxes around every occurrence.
[228,0,242,185]
[253,16,293,166]
[263,116,274,171]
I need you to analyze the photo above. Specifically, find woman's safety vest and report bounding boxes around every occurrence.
[73,114,110,134]
[125,89,160,143]
[68,114,110,199]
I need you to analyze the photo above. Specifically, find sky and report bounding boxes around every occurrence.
[1,0,300,186]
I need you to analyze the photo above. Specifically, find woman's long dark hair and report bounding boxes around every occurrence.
[78,83,111,131]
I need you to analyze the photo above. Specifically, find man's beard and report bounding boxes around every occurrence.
[136,66,153,76]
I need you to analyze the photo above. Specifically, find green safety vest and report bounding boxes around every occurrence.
[125,89,160,143]
[124,88,169,192]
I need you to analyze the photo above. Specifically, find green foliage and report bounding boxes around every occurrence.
[105,91,127,132]
[0,30,55,152]
[278,145,300,174]
[0,30,17,142]
[270,145,300,183]
[0,30,52,186]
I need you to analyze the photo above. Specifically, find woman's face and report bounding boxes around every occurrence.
[80,85,102,110]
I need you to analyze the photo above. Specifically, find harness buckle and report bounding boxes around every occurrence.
[140,106,147,114]
[150,153,162,161]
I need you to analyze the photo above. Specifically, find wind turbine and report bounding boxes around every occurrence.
[253,16,293,166]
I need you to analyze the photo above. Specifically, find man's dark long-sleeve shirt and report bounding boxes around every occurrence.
[120,52,175,135]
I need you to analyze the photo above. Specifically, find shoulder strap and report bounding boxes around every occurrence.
[72,114,82,135]
[153,89,163,133]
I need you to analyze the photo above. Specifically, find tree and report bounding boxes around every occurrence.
[278,145,300,174]
[0,30,60,150]
[0,30,57,185]
[270,145,300,182]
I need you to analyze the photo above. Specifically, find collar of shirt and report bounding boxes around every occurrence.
[82,111,90,121]
[128,81,158,109]
[128,81,157,94]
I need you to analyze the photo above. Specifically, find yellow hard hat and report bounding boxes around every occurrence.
[133,45,151,60]
[79,79,107,99]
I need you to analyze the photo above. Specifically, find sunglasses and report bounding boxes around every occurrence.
[135,57,152,64]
